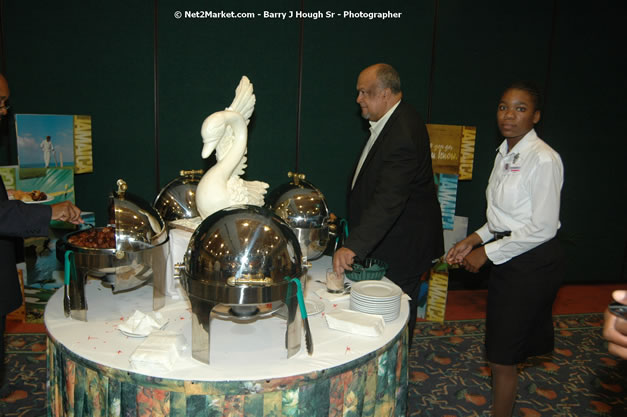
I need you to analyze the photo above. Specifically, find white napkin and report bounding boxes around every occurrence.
[129,331,187,372]
[325,309,385,337]
[118,310,168,336]
[314,288,350,302]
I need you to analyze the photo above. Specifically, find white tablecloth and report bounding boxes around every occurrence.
[44,255,408,382]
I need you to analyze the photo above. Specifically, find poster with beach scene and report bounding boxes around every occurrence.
[15,113,93,179]
[15,114,75,178]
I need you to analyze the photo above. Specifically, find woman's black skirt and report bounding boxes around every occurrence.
[485,238,565,365]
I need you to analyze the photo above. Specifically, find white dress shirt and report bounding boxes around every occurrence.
[475,129,563,265]
[351,101,401,189]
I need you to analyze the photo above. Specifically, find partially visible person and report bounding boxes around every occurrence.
[40,135,55,168]
[603,290,627,360]
[446,81,564,417]
[333,63,443,342]
[0,73,83,397]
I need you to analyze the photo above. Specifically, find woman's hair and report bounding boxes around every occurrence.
[504,80,543,111]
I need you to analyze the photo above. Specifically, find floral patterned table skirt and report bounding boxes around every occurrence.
[47,326,408,417]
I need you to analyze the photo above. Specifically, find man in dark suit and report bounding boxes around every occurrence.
[333,63,443,340]
[0,73,83,396]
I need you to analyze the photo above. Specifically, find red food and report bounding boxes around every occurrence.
[68,227,116,249]
[30,190,47,201]
[10,189,47,202]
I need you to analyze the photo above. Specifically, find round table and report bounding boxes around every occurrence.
[46,256,409,416]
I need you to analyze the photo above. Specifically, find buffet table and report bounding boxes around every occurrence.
[45,256,409,416]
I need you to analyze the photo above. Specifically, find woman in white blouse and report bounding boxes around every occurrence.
[446,81,564,417]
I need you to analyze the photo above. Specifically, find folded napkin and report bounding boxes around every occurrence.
[118,310,168,336]
[129,331,187,372]
[314,288,350,302]
[325,309,385,337]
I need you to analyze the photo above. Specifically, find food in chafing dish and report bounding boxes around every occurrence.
[9,189,48,202]
[68,227,116,249]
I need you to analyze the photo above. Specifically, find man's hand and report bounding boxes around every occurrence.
[333,247,356,275]
[603,290,627,360]
[51,201,83,225]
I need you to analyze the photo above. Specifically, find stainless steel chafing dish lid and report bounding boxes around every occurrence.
[183,205,303,289]
[265,174,329,229]
[153,170,202,222]
[110,179,167,251]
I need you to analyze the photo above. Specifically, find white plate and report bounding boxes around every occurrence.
[24,197,54,204]
[350,297,401,305]
[352,304,398,311]
[305,300,325,316]
[352,281,402,299]
[9,196,54,204]
[351,294,400,303]
[351,304,399,310]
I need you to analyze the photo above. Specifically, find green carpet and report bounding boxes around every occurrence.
[409,313,627,416]
[0,333,47,416]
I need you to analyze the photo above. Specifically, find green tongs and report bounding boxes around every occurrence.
[63,250,77,317]
[289,277,313,355]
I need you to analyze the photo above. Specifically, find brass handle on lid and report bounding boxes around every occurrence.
[227,274,273,287]
[287,171,306,185]
[180,169,203,177]
[116,179,128,198]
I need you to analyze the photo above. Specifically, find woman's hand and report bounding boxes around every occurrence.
[603,290,627,360]
[446,233,482,265]
[462,246,488,273]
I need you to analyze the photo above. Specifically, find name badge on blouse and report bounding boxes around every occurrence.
[505,153,520,172]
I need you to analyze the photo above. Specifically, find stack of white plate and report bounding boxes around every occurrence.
[350,280,402,322]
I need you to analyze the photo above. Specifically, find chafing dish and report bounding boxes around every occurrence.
[180,204,306,364]
[59,179,169,321]
[153,169,203,222]
[265,172,331,260]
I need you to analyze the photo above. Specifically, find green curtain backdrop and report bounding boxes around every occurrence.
[1,0,625,282]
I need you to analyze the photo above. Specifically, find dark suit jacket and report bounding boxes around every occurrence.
[0,179,51,316]
[345,101,444,284]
